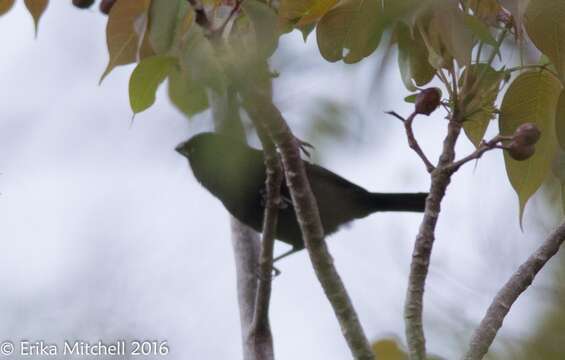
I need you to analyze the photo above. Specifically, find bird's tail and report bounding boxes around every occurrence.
[365,192,428,213]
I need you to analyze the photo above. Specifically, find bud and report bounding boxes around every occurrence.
[513,123,541,146]
[72,0,95,8]
[507,141,535,161]
[415,88,442,116]
[99,0,116,15]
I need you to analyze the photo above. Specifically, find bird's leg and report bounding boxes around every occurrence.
[273,248,300,263]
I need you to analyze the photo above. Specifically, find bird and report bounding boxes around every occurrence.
[176,132,427,261]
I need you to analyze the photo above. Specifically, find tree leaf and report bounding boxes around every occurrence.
[433,0,474,67]
[556,90,565,151]
[168,66,209,118]
[525,0,565,83]
[396,22,435,91]
[179,21,225,93]
[0,0,15,16]
[278,0,336,27]
[242,0,279,58]
[278,0,337,29]
[316,0,381,63]
[499,71,562,222]
[469,0,501,25]
[100,0,150,83]
[148,0,190,55]
[464,14,497,47]
[372,338,407,360]
[461,64,504,147]
[316,0,422,63]
[129,55,176,114]
[498,0,528,32]
[24,0,48,35]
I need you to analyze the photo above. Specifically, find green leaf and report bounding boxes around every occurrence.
[179,22,226,93]
[461,64,504,147]
[525,0,565,83]
[433,0,474,67]
[168,66,209,118]
[316,0,381,63]
[129,55,176,114]
[242,0,279,58]
[464,14,497,47]
[148,0,189,55]
[278,0,337,28]
[396,23,435,91]
[499,71,562,223]
[404,94,417,103]
[0,0,15,16]
[100,0,150,83]
[556,90,565,151]
[316,0,423,63]
[24,0,48,35]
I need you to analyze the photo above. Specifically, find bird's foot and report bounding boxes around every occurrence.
[295,137,315,158]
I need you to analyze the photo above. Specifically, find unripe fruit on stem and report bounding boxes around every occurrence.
[99,0,116,15]
[507,141,535,161]
[72,0,95,8]
[513,122,541,146]
[415,88,441,116]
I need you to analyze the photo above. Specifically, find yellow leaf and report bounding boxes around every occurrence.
[372,338,407,360]
[278,0,337,28]
[0,0,15,16]
[469,0,501,25]
[500,71,562,223]
[24,0,48,35]
[100,0,150,83]
[525,0,565,83]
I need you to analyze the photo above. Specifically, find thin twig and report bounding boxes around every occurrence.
[386,111,435,173]
[448,134,512,171]
[464,221,565,360]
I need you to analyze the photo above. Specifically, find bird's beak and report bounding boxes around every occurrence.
[175,142,186,155]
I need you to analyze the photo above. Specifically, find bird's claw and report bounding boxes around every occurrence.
[296,137,315,158]
[255,265,281,280]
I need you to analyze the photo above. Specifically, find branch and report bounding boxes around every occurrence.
[247,122,283,360]
[208,88,265,360]
[464,222,565,360]
[405,113,463,360]
[448,134,511,172]
[386,111,435,173]
[240,82,375,360]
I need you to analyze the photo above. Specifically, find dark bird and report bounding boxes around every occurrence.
[176,132,427,260]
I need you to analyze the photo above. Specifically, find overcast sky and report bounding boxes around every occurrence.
[0,2,561,359]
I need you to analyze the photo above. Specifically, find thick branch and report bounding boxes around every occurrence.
[209,89,264,360]
[464,222,565,360]
[241,84,374,360]
[405,115,462,360]
[248,125,283,360]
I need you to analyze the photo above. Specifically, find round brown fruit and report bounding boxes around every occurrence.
[513,122,541,146]
[507,141,535,161]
